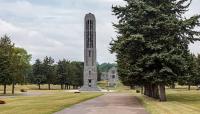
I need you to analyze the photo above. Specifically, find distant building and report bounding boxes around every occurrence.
[101,72,108,81]
[107,67,118,86]
[100,67,118,87]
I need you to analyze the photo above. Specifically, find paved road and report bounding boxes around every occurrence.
[54,93,148,114]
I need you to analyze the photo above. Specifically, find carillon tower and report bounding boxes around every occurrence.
[79,13,100,91]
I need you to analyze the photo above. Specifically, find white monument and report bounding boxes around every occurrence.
[79,13,100,91]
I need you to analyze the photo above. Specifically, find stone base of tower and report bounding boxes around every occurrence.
[79,85,101,91]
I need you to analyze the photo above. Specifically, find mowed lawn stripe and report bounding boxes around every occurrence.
[138,88,200,114]
[0,92,102,114]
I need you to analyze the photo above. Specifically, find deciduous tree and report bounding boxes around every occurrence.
[0,35,14,94]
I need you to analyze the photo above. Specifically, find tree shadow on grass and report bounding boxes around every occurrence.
[167,91,200,102]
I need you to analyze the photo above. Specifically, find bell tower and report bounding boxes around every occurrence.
[79,13,100,91]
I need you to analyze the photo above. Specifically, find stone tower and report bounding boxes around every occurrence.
[79,13,100,91]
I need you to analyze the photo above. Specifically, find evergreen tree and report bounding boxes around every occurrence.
[43,56,55,90]
[69,61,83,89]
[56,59,70,89]
[32,59,46,89]
[178,54,199,90]
[98,63,116,72]
[196,54,200,87]
[111,0,200,101]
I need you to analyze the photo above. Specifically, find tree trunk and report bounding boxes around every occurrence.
[3,84,6,94]
[149,84,153,97]
[141,86,144,94]
[144,85,148,96]
[144,84,150,97]
[48,83,51,90]
[130,85,135,89]
[153,84,159,99]
[38,83,41,90]
[171,84,175,89]
[188,84,191,91]
[147,85,150,96]
[61,84,63,90]
[159,84,167,102]
[12,82,15,94]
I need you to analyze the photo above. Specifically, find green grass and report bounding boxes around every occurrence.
[97,81,115,90]
[0,84,85,96]
[2,84,200,114]
[0,91,102,114]
[0,84,102,114]
[0,84,73,92]
[136,87,200,114]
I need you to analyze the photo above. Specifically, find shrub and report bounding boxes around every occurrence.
[20,89,27,92]
[0,100,6,104]
[136,90,140,93]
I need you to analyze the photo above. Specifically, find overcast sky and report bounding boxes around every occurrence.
[0,0,199,64]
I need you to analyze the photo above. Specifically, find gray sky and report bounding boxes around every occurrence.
[0,0,199,64]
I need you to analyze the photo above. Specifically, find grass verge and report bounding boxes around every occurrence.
[135,88,200,114]
[0,92,102,114]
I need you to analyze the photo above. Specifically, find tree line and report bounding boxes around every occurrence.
[111,0,200,101]
[0,35,105,94]
[0,35,84,94]
[28,57,84,90]
[178,54,200,90]
[0,35,84,93]
[98,63,117,72]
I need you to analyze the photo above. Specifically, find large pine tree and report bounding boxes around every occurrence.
[111,0,200,101]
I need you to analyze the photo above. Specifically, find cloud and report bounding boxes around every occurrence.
[0,19,20,33]
[0,0,199,64]
[0,19,71,62]
[187,0,200,55]
[0,0,117,63]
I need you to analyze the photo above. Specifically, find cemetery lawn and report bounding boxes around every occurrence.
[0,91,102,114]
[136,88,200,114]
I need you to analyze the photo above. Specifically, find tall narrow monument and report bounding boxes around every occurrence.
[80,13,100,91]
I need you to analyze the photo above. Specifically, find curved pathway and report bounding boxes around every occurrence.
[54,93,148,114]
